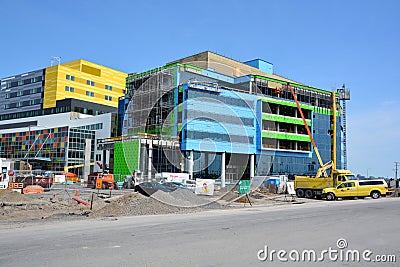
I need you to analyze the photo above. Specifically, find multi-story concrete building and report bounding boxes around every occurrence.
[1,60,126,121]
[116,52,342,182]
[0,60,127,175]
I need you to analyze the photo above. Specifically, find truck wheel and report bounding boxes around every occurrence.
[305,190,313,198]
[326,192,336,201]
[296,189,305,198]
[370,191,381,199]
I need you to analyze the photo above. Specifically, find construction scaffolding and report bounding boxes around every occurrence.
[122,68,184,178]
[337,84,350,169]
[124,68,176,137]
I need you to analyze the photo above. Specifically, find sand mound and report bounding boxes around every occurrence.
[0,190,34,203]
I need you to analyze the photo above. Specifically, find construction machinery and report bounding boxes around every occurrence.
[88,171,116,190]
[63,162,102,183]
[96,172,116,190]
[285,83,356,198]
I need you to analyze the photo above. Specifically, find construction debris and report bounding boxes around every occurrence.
[0,183,354,226]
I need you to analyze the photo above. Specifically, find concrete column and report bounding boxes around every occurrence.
[102,149,107,170]
[180,156,185,172]
[250,154,255,179]
[148,142,153,182]
[204,152,208,175]
[189,150,194,180]
[221,152,226,188]
[83,139,91,182]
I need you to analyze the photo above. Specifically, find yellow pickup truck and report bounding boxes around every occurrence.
[322,179,390,200]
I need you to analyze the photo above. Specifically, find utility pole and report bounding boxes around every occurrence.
[394,162,400,179]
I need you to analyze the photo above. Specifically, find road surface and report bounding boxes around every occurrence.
[1,198,399,266]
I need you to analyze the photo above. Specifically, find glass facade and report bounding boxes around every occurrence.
[0,125,100,173]
[67,128,95,167]
[0,127,68,171]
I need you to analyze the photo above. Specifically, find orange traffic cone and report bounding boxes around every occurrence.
[75,189,79,196]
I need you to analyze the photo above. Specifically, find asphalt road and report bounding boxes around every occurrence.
[1,198,399,267]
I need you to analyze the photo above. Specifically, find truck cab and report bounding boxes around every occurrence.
[333,170,357,184]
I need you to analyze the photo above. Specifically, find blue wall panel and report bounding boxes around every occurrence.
[182,83,258,154]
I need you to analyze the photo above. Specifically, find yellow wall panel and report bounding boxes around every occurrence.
[82,64,101,76]
[43,60,127,109]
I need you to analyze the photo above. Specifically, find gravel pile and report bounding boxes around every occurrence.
[152,188,217,208]
[91,192,197,217]
[218,189,240,201]
[91,189,224,218]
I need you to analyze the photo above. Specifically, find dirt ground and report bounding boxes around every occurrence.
[0,185,315,227]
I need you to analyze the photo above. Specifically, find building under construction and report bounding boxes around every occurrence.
[114,51,349,183]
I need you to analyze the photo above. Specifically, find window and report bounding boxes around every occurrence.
[186,130,253,144]
[337,183,345,189]
[65,86,74,92]
[66,74,75,81]
[105,95,112,101]
[86,91,94,97]
[105,85,112,91]
[359,180,384,186]
[86,80,95,86]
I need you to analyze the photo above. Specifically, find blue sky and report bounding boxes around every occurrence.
[1,0,399,177]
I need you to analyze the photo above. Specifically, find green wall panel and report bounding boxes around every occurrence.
[262,113,311,126]
[262,131,311,142]
[113,140,140,177]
